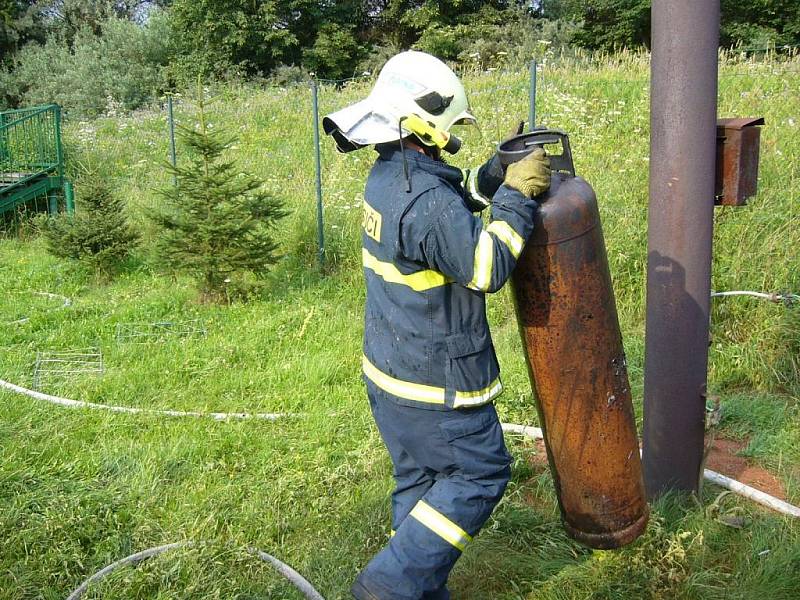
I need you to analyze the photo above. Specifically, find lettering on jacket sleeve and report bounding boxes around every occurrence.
[363,200,382,243]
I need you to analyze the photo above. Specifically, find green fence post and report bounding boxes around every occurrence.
[47,191,58,215]
[54,105,64,179]
[0,112,7,165]
[167,94,177,186]
[64,180,75,213]
[529,59,538,130]
[311,80,325,269]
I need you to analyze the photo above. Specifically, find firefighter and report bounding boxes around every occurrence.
[323,50,551,600]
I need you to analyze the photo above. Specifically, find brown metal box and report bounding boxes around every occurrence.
[715,117,764,206]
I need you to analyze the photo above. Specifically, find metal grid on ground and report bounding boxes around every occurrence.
[32,347,104,391]
[114,319,207,343]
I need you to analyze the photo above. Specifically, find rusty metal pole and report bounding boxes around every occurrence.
[643,0,720,497]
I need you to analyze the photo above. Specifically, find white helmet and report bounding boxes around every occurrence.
[323,50,476,153]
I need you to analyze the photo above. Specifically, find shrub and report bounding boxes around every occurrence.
[40,175,140,275]
[269,64,311,87]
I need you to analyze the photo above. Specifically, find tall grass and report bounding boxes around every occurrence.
[1,53,798,598]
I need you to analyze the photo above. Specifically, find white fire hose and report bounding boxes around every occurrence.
[3,376,797,519]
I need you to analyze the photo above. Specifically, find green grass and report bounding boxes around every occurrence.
[1,52,799,598]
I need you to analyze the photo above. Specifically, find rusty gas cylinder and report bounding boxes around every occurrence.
[501,130,649,549]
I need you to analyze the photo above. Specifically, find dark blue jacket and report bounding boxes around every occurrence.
[362,145,539,410]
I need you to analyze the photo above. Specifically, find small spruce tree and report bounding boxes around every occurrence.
[42,175,139,275]
[151,93,287,301]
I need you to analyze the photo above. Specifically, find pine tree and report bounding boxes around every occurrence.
[42,175,139,275]
[151,93,288,301]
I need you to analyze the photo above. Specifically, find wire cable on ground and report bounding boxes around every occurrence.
[3,292,72,325]
[65,541,325,600]
[711,290,799,305]
[313,74,372,85]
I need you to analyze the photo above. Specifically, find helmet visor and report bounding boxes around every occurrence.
[323,98,403,151]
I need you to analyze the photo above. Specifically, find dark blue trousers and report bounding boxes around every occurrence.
[354,385,512,600]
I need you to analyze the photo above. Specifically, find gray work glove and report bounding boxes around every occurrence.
[504,148,551,199]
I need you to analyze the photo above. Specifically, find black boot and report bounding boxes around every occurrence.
[351,575,382,600]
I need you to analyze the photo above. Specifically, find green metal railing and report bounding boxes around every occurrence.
[0,104,72,217]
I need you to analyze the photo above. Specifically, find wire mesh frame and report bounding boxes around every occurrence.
[114,319,207,344]
[32,347,104,391]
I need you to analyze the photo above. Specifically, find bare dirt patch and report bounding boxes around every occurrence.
[528,438,549,467]
[705,436,786,500]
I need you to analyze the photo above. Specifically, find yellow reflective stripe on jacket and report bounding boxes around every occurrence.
[486,220,524,259]
[467,230,494,291]
[363,248,451,292]
[466,168,491,205]
[363,355,500,407]
[362,355,446,405]
[410,500,472,551]
[454,378,503,407]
